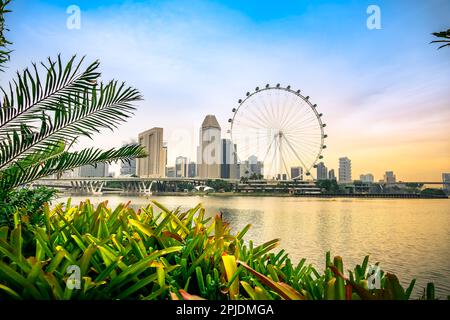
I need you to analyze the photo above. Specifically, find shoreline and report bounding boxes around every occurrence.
[59,191,449,199]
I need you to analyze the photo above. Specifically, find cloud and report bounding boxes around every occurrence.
[2,0,449,179]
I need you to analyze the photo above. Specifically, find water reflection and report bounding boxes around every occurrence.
[56,195,450,298]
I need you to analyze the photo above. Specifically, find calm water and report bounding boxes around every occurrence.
[57,194,450,298]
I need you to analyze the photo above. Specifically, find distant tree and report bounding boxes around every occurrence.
[240,176,249,183]
[420,188,446,196]
[316,179,343,194]
[206,179,233,192]
[431,29,450,49]
[249,173,263,180]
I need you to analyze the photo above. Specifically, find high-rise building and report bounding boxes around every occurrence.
[79,163,109,177]
[188,162,197,178]
[360,173,374,183]
[120,158,136,176]
[137,127,167,178]
[221,139,237,179]
[328,169,336,180]
[197,115,221,179]
[338,157,352,183]
[442,173,450,194]
[291,167,303,180]
[384,171,396,184]
[175,156,188,177]
[316,162,328,180]
[248,155,263,177]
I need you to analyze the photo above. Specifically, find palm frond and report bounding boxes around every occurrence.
[0,55,100,133]
[431,29,450,50]
[0,144,147,190]
[0,0,11,73]
[0,81,142,170]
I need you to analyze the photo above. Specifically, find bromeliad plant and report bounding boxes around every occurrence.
[0,1,146,202]
[0,200,434,300]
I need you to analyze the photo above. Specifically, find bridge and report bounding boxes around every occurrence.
[32,177,448,196]
[33,177,240,195]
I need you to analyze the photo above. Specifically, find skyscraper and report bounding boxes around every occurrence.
[360,173,374,183]
[316,162,328,180]
[248,155,263,176]
[328,169,336,180]
[384,171,396,184]
[291,167,303,180]
[443,173,450,194]
[221,139,237,179]
[175,156,188,177]
[338,157,352,183]
[188,162,197,178]
[137,127,166,178]
[197,115,221,179]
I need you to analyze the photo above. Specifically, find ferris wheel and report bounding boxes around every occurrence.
[228,84,327,180]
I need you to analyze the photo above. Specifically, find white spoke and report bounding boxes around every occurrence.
[231,86,324,179]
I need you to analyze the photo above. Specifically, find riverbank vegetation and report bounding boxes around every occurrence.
[0,199,437,300]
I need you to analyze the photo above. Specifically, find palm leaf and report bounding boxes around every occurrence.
[0,144,146,189]
[0,80,142,170]
[0,55,100,134]
[0,0,11,73]
[431,29,450,50]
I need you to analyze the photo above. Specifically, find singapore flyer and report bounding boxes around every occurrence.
[229,84,327,180]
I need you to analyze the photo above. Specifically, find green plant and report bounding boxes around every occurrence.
[0,186,57,227]
[0,200,433,300]
[431,29,450,49]
[0,0,11,71]
[0,1,146,198]
[206,179,234,192]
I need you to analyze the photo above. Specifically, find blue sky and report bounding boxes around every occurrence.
[2,0,449,179]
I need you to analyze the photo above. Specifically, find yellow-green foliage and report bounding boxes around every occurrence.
[0,200,424,300]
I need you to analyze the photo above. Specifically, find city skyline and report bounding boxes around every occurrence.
[126,116,442,183]
[2,0,449,180]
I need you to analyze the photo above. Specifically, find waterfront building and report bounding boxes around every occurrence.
[221,139,238,179]
[338,157,352,183]
[137,127,167,178]
[291,167,303,180]
[166,166,176,178]
[248,155,263,177]
[328,169,336,180]
[197,115,221,179]
[188,161,197,178]
[175,156,188,177]
[442,173,450,194]
[360,173,374,183]
[120,158,136,176]
[384,171,396,184]
[316,162,328,180]
[79,163,109,177]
